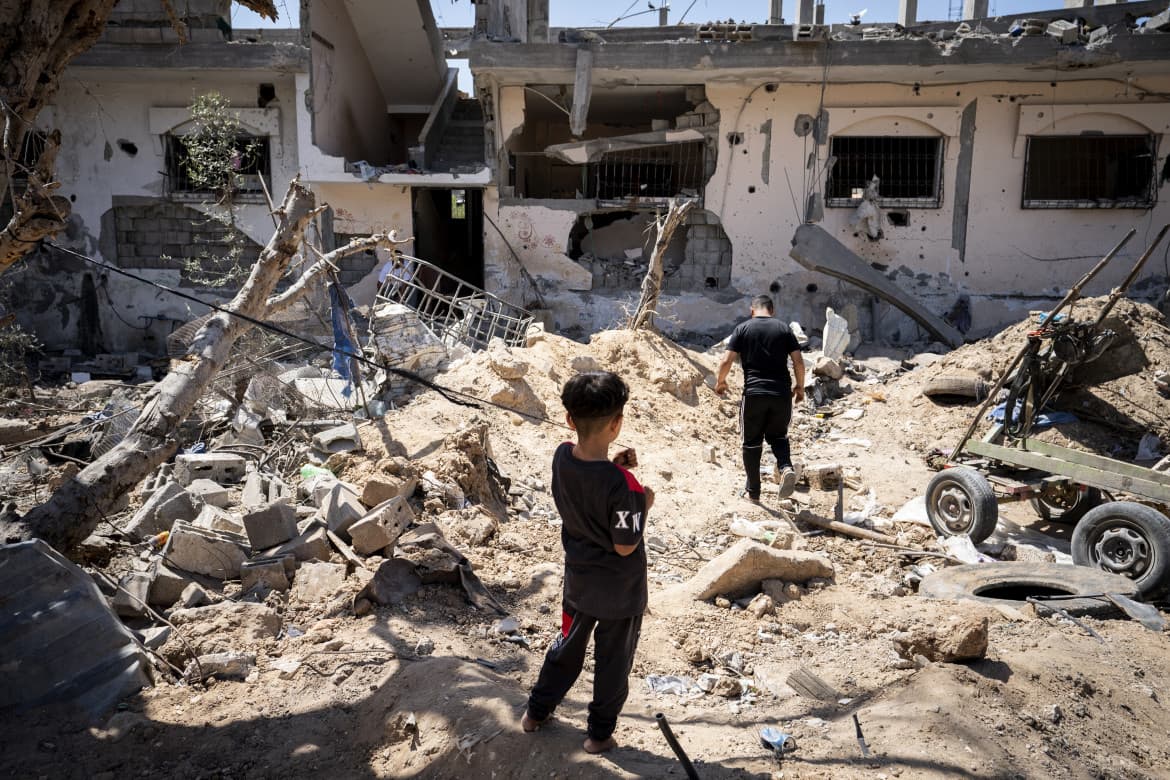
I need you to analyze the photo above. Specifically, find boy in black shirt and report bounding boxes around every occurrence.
[522,371,654,754]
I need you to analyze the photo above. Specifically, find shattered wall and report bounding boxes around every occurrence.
[9,72,302,355]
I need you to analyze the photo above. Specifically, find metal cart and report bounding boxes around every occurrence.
[924,226,1170,601]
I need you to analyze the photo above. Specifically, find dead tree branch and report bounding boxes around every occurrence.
[2,178,321,551]
[266,233,413,315]
[628,199,695,331]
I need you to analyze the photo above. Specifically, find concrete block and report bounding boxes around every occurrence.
[365,497,414,544]
[242,500,299,549]
[311,423,361,456]
[264,524,332,562]
[187,478,230,508]
[147,562,195,607]
[321,482,366,535]
[111,571,152,617]
[347,515,394,556]
[805,462,843,490]
[241,471,266,509]
[686,540,835,600]
[360,474,418,508]
[124,481,198,540]
[240,559,290,592]
[1046,19,1079,44]
[162,520,248,579]
[268,477,292,504]
[812,356,845,380]
[178,582,209,608]
[193,504,245,536]
[174,453,246,486]
[292,561,347,603]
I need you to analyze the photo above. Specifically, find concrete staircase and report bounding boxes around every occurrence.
[430,100,485,172]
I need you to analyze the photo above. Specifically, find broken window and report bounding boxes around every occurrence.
[826,136,943,208]
[1022,135,1156,209]
[164,134,271,196]
[590,142,707,205]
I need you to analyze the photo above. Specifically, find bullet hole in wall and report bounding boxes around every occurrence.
[921,225,927,232]
[258,83,277,108]
[886,209,909,227]
[705,276,717,288]
[117,139,138,156]
[70,194,76,202]
[769,281,781,294]
[727,132,744,146]
[765,83,779,93]
[806,283,819,293]
[748,185,756,193]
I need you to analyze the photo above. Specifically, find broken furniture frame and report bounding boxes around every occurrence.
[926,224,1170,601]
[369,252,534,351]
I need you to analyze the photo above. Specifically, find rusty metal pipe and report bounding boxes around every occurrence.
[656,713,700,779]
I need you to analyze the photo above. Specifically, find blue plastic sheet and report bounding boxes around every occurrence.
[329,283,358,398]
[988,401,1078,429]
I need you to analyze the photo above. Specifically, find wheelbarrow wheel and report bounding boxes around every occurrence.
[1072,502,1170,601]
[1030,486,1103,524]
[925,466,999,544]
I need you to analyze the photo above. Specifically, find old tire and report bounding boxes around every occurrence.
[922,373,988,402]
[1071,502,1170,601]
[1030,486,1103,524]
[926,467,999,544]
[919,561,1139,617]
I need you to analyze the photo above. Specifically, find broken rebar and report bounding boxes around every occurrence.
[656,712,700,780]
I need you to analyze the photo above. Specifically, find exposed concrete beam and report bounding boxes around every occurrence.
[1065,0,1096,7]
[951,100,978,264]
[798,0,815,24]
[545,128,708,164]
[789,225,964,348]
[528,0,549,42]
[899,0,918,27]
[770,0,784,24]
[963,0,990,18]
[71,41,308,70]
[569,47,594,137]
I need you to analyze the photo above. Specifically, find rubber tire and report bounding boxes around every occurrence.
[919,561,1140,617]
[1071,502,1170,601]
[922,373,987,401]
[925,466,999,544]
[1030,486,1103,524]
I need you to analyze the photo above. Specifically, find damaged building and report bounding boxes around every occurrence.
[10,0,1170,355]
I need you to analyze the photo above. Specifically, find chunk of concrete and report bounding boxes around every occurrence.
[178,582,209,608]
[347,515,395,556]
[361,474,418,508]
[243,500,299,550]
[570,355,601,373]
[241,471,267,510]
[789,224,963,348]
[187,478,230,508]
[111,571,152,617]
[321,482,366,535]
[185,652,256,682]
[162,521,248,579]
[805,462,843,491]
[365,497,414,543]
[193,504,246,536]
[812,356,844,381]
[124,481,197,540]
[292,561,347,603]
[147,562,196,607]
[1046,19,1078,44]
[311,423,361,456]
[173,453,247,486]
[263,524,332,562]
[893,615,989,662]
[240,559,290,593]
[685,539,835,600]
[489,350,529,380]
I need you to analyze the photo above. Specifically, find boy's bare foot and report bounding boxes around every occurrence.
[583,736,617,754]
[521,712,547,733]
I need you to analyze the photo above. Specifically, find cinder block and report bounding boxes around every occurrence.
[360,474,418,508]
[163,520,248,579]
[264,524,332,562]
[240,559,290,592]
[321,482,366,535]
[347,515,394,556]
[174,453,247,486]
[243,500,299,549]
[147,562,195,607]
[193,504,245,536]
[187,478,230,508]
[241,471,266,509]
[311,423,362,456]
[124,481,198,539]
[112,571,152,617]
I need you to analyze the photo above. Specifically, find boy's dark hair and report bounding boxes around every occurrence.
[751,294,774,313]
[562,371,629,437]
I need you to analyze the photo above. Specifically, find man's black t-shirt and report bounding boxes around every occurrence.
[551,442,648,620]
[728,316,802,397]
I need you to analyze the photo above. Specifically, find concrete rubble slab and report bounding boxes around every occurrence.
[111,570,152,617]
[683,539,835,601]
[545,129,708,165]
[187,478,230,508]
[241,471,266,509]
[240,559,290,592]
[263,523,332,562]
[193,504,246,536]
[0,540,151,720]
[173,453,247,486]
[789,224,964,348]
[162,520,249,579]
[123,481,197,540]
[185,652,255,682]
[242,500,299,550]
[292,560,348,603]
[361,473,419,508]
[320,482,367,535]
[311,423,362,456]
[147,562,204,607]
[347,515,395,556]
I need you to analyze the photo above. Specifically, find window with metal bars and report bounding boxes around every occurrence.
[164,134,271,196]
[1022,135,1156,209]
[588,141,707,204]
[826,136,944,208]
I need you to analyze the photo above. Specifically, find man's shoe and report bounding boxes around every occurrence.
[778,467,796,498]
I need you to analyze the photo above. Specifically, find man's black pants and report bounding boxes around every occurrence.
[740,393,793,499]
[526,605,643,741]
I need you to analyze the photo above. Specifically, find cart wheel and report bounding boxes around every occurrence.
[1030,486,1102,524]
[925,467,999,544]
[1071,502,1170,601]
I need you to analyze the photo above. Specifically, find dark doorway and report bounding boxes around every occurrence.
[412,188,484,288]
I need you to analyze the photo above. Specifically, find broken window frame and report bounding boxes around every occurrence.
[1021,134,1158,210]
[163,134,272,201]
[590,141,708,207]
[825,135,945,209]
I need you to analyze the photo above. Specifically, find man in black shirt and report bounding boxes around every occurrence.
[522,371,653,754]
[715,295,805,502]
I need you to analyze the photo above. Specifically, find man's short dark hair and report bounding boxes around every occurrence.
[562,371,629,437]
[751,295,774,313]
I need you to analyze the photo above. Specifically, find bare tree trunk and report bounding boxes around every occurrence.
[1,179,318,550]
[628,199,695,331]
[0,0,279,274]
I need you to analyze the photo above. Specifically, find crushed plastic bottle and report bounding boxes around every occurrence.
[729,515,786,546]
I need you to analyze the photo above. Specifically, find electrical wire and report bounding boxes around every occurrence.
[43,240,574,432]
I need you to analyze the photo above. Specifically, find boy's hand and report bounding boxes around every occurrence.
[714,379,729,396]
[644,485,655,512]
[612,448,638,469]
